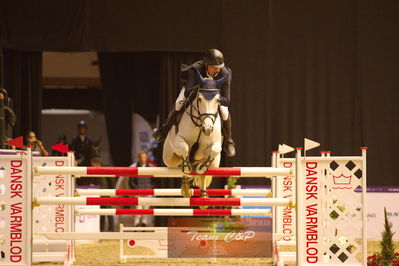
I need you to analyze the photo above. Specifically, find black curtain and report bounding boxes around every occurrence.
[98,52,137,166]
[1,0,398,185]
[98,52,159,166]
[159,53,202,123]
[3,49,42,138]
[358,1,399,185]
[98,52,199,167]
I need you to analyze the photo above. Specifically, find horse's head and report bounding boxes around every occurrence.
[194,71,227,136]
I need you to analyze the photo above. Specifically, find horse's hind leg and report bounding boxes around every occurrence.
[181,175,192,198]
[197,175,210,209]
[196,153,220,209]
[199,176,209,198]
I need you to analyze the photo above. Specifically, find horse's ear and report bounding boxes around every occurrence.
[196,70,206,87]
[215,73,228,88]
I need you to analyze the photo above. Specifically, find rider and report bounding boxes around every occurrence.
[154,49,236,157]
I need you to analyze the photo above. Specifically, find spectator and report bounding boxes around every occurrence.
[70,121,95,166]
[26,131,48,156]
[130,152,154,227]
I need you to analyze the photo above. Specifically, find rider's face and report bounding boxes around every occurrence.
[206,65,221,77]
[78,127,87,135]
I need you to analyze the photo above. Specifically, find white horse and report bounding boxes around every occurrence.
[163,72,226,199]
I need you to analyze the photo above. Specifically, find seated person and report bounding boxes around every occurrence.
[26,131,48,156]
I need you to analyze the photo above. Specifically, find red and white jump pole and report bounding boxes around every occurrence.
[75,208,272,216]
[76,188,272,197]
[34,166,292,177]
[35,196,290,207]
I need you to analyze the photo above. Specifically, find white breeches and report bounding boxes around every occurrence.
[219,106,229,121]
[175,87,186,111]
[175,87,229,121]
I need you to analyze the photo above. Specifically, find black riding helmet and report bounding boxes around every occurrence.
[204,49,224,68]
[77,120,88,129]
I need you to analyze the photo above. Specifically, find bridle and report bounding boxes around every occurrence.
[185,88,220,128]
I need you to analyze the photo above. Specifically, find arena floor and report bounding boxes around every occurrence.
[33,240,388,266]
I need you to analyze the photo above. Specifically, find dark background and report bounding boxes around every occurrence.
[0,0,398,186]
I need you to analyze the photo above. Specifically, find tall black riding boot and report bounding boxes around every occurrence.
[222,115,236,157]
[154,108,180,143]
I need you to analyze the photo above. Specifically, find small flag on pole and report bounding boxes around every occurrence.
[304,138,320,151]
[278,144,283,153]
[7,136,24,149]
[279,144,295,155]
[51,143,69,155]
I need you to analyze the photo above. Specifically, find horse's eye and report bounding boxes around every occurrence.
[198,98,202,103]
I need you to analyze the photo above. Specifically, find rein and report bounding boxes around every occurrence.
[180,88,221,164]
[185,88,220,128]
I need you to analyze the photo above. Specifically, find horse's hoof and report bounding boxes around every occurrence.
[199,191,209,209]
[194,163,209,175]
[200,190,209,198]
[181,178,192,198]
[181,187,192,198]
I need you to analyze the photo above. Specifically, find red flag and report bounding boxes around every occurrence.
[7,136,24,149]
[51,143,69,154]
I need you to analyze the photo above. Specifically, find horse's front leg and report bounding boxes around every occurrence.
[194,141,222,175]
[173,135,193,198]
[173,135,192,175]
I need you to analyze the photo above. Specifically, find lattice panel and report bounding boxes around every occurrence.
[322,158,365,264]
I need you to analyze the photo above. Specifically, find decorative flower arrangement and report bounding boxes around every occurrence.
[367,252,399,265]
[368,208,397,266]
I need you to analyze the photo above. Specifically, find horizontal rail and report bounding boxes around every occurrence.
[34,166,292,177]
[38,232,167,240]
[35,196,290,207]
[75,208,272,216]
[76,188,272,197]
[39,231,272,241]
[33,239,69,245]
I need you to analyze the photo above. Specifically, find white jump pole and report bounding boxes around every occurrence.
[35,196,291,207]
[361,147,368,265]
[295,147,302,264]
[75,208,272,216]
[38,232,167,240]
[76,188,272,197]
[34,166,292,177]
